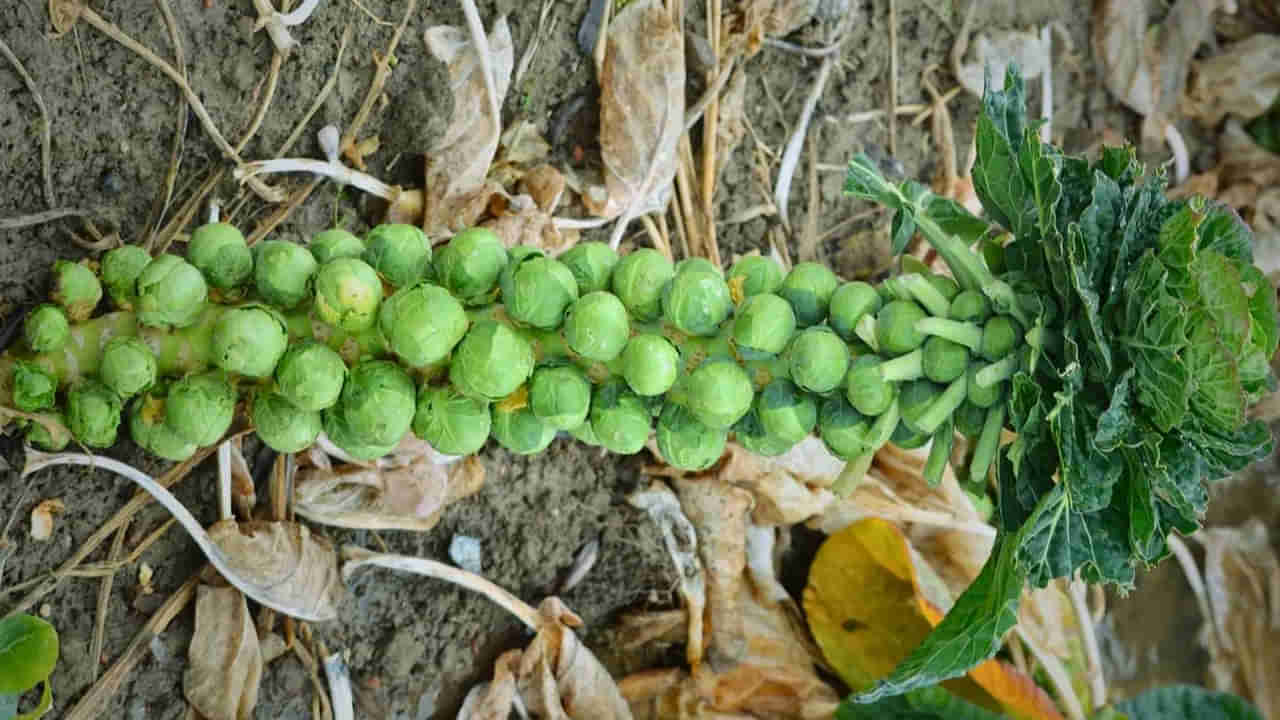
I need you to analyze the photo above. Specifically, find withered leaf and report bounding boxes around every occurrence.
[674,478,753,667]
[628,482,707,667]
[184,584,263,720]
[458,650,522,720]
[1186,35,1280,126]
[207,520,344,622]
[29,498,64,541]
[517,597,634,720]
[294,454,484,531]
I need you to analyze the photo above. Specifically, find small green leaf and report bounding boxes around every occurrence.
[1115,685,1263,720]
[1197,205,1254,263]
[844,154,906,210]
[0,614,59,695]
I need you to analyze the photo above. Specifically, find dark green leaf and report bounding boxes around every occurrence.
[1185,320,1246,435]
[972,69,1032,236]
[1198,204,1253,263]
[1115,685,1263,720]
[891,209,918,255]
[840,686,1007,720]
[1018,130,1061,238]
[1096,145,1137,185]
[1095,369,1138,451]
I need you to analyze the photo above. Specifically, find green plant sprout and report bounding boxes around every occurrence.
[0,613,59,720]
[0,66,1276,702]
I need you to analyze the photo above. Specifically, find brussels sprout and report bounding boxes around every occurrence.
[491,404,557,455]
[188,223,253,289]
[590,380,651,454]
[312,257,383,332]
[621,334,680,396]
[656,402,727,470]
[252,391,322,453]
[500,251,579,329]
[413,385,491,455]
[788,326,851,394]
[165,370,235,446]
[954,399,987,439]
[845,355,895,416]
[777,261,838,327]
[274,341,347,411]
[26,412,71,452]
[732,408,796,457]
[100,337,158,398]
[890,421,930,449]
[450,321,535,400]
[662,264,732,336]
[732,293,796,358]
[966,363,1004,408]
[529,365,592,430]
[322,409,398,461]
[331,360,415,447]
[921,336,968,384]
[137,254,208,328]
[564,291,630,361]
[51,260,103,322]
[101,245,152,310]
[979,315,1022,362]
[927,274,960,302]
[875,299,927,355]
[675,258,719,276]
[23,304,70,354]
[818,395,873,460]
[828,282,882,342]
[559,242,619,294]
[568,419,601,447]
[684,360,753,429]
[726,255,785,300]
[211,304,289,378]
[756,379,817,445]
[129,393,197,461]
[66,379,123,448]
[949,289,991,322]
[253,240,318,309]
[898,379,944,435]
[434,228,509,305]
[363,223,431,287]
[310,228,366,263]
[612,248,674,321]
[12,361,58,412]
[379,282,469,367]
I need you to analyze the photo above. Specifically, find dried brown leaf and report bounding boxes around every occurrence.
[207,520,345,621]
[481,198,572,255]
[423,17,514,235]
[716,441,835,525]
[521,164,567,213]
[596,0,684,247]
[1185,34,1280,126]
[628,482,707,667]
[229,438,256,519]
[184,584,263,720]
[29,498,64,541]
[517,597,634,720]
[674,478,753,668]
[294,454,484,531]
[458,650,522,720]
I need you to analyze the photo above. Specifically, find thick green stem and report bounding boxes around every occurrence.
[878,349,924,382]
[855,315,879,351]
[975,354,1019,388]
[923,419,954,487]
[969,404,1006,485]
[913,374,968,435]
[916,317,983,351]
[913,213,1028,327]
[898,274,951,318]
[832,397,900,497]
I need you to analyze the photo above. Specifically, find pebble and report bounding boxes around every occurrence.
[449,535,483,574]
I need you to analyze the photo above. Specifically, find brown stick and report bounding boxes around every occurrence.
[90,521,130,682]
[342,0,419,161]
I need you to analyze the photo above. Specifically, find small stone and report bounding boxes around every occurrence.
[39,603,52,618]
[449,535,483,574]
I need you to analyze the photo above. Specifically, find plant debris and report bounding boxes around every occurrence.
[184,583,263,720]
[29,498,64,542]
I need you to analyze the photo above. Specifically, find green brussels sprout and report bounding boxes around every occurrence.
[979,315,1022,362]
[252,391,322,453]
[949,289,991,322]
[413,385,491,456]
[253,240,318,309]
[491,404,557,455]
[875,299,927,355]
[755,379,817,445]
[777,261,838,327]
[165,370,235,446]
[23,304,70,354]
[559,242,619,294]
[898,379,944,435]
[188,223,253,290]
[621,334,680,396]
[322,409,398,461]
[966,363,1004,408]
[379,282,469,367]
[51,260,103,322]
[99,337,158,397]
[729,296,791,359]
[589,380,651,454]
[128,393,197,461]
[500,251,579,329]
[818,395,874,460]
[611,248,674,321]
[927,274,960,302]
[434,228,509,305]
[656,403,727,471]
[726,255,785,300]
[310,228,366,264]
[101,245,152,310]
[450,321,535,400]
[828,282,882,342]
[568,419,601,447]
[314,257,383,331]
[66,379,123,448]
[564,291,630,361]
[921,336,968,384]
[26,412,71,452]
[890,420,930,449]
[733,408,796,457]
[363,223,431,287]
[12,361,58,412]
[274,341,346,411]
[137,254,209,328]
[788,326,851,394]
[211,304,289,378]
[954,399,987,439]
[675,258,719,275]
[529,365,592,430]
[662,264,732,336]
[845,355,896,416]
[684,360,753,429]
[331,360,416,447]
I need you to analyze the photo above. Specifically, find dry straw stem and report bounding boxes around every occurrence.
[89,520,131,683]
[341,0,418,165]
[0,35,56,208]
[0,208,101,230]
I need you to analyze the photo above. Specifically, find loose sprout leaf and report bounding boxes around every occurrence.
[0,614,58,695]
[1114,685,1264,720]
[184,584,263,720]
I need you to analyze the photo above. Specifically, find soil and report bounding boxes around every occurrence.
[0,0,1266,718]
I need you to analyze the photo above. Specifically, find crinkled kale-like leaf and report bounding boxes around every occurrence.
[1115,685,1263,720]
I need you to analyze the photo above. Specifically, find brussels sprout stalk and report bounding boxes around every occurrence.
[889,274,951,318]
[910,374,968,436]
[974,354,1019,388]
[923,418,954,487]
[876,349,924,382]
[831,398,900,496]
[967,404,1006,485]
[914,316,982,351]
